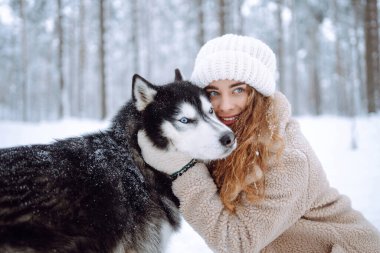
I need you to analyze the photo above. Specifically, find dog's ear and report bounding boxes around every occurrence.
[132,74,157,111]
[174,69,183,81]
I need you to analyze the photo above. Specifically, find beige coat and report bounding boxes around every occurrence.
[172,92,380,253]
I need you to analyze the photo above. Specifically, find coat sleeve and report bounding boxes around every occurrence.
[172,120,312,253]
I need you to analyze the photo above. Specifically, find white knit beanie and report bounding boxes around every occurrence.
[190,34,277,97]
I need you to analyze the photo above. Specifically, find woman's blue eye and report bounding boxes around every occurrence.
[179,117,189,124]
[234,87,244,94]
[208,91,219,97]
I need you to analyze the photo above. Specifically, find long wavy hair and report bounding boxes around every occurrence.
[209,87,284,212]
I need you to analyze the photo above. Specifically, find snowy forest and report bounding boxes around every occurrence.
[0,0,379,122]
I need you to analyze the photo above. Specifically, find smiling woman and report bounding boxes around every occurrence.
[206,81,281,212]
[138,34,380,252]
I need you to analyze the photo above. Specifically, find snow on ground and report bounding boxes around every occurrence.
[0,116,379,252]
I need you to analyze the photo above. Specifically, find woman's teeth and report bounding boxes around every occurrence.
[222,116,238,121]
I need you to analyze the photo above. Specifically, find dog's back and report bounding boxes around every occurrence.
[0,120,180,252]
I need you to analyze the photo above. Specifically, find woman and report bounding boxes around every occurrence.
[138,34,380,252]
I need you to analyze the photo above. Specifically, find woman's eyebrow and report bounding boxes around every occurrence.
[205,85,219,90]
[230,82,246,88]
[206,82,246,90]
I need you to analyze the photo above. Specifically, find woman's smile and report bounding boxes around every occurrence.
[218,114,241,125]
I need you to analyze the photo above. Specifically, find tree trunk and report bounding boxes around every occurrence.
[364,0,380,113]
[308,9,323,115]
[69,8,77,117]
[78,0,86,117]
[308,23,322,115]
[290,0,299,115]
[218,0,226,35]
[196,0,205,49]
[99,0,107,119]
[276,0,285,93]
[19,0,28,121]
[333,0,347,115]
[45,39,53,120]
[9,35,19,120]
[57,0,64,119]
[131,0,139,74]
[236,0,244,34]
[352,0,366,114]
[145,0,152,79]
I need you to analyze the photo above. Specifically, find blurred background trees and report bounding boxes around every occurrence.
[0,0,379,121]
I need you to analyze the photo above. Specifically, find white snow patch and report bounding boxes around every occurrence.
[0,3,14,25]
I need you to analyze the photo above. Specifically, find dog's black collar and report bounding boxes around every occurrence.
[170,159,198,181]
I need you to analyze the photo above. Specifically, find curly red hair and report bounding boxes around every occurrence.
[209,87,284,212]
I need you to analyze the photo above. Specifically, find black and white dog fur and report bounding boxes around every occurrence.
[0,70,236,253]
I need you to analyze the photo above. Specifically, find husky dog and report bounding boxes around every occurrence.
[0,70,236,253]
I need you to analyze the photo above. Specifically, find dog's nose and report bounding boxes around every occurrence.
[219,132,235,148]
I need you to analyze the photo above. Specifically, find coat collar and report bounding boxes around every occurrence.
[271,91,291,136]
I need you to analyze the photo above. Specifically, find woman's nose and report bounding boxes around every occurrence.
[218,96,234,112]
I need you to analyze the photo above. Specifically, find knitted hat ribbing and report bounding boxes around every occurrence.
[190,34,277,97]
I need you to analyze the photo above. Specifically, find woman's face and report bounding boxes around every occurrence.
[205,80,250,126]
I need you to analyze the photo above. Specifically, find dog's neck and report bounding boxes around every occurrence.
[108,102,159,183]
[109,102,141,148]
[108,101,178,204]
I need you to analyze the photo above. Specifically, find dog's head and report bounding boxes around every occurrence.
[132,69,236,161]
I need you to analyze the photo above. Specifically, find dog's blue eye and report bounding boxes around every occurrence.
[209,108,214,114]
[179,117,189,124]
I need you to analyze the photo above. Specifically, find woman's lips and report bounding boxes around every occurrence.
[219,115,240,126]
